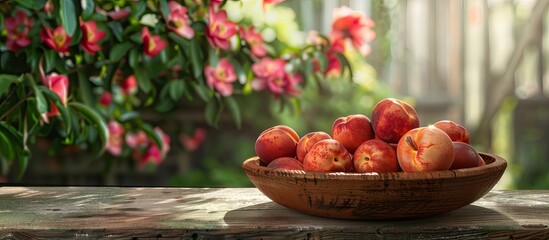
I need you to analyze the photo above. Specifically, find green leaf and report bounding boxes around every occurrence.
[81,0,95,19]
[160,0,170,19]
[108,21,124,42]
[129,49,139,68]
[16,148,30,181]
[226,57,247,85]
[190,38,204,79]
[132,1,147,19]
[169,80,185,101]
[141,124,163,150]
[69,102,109,156]
[32,85,48,115]
[224,96,241,129]
[0,128,15,162]
[133,64,151,93]
[118,111,141,122]
[15,0,45,10]
[59,0,77,36]
[44,49,57,72]
[0,74,20,97]
[336,53,353,80]
[205,97,223,127]
[110,42,133,62]
[191,82,211,102]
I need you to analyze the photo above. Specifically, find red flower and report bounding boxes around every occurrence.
[99,92,112,106]
[40,26,71,55]
[120,75,138,95]
[141,27,167,58]
[206,10,238,50]
[79,19,106,55]
[136,127,170,167]
[330,6,376,56]
[165,1,194,39]
[180,128,206,152]
[4,10,34,52]
[204,58,237,96]
[106,121,125,156]
[41,73,69,122]
[251,58,301,96]
[240,26,267,58]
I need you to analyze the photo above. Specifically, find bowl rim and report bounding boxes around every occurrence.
[242,152,507,181]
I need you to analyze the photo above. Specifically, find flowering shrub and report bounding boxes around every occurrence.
[0,0,375,178]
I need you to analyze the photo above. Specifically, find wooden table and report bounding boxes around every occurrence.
[0,187,547,239]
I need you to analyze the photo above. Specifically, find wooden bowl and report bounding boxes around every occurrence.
[242,153,507,220]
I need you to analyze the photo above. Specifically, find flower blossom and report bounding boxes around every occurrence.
[330,6,376,56]
[165,1,194,39]
[4,10,34,52]
[205,9,237,50]
[80,19,106,55]
[120,75,138,95]
[126,131,149,149]
[99,92,112,106]
[240,26,267,58]
[204,58,237,96]
[180,128,206,151]
[40,26,71,55]
[106,121,125,156]
[107,7,130,21]
[141,27,167,58]
[251,58,301,96]
[135,127,170,167]
[41,73,69,122]
[44,0,54,14]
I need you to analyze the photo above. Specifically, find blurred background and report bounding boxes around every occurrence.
[16,0,549,189]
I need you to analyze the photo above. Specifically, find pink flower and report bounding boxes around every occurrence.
[79,19,106,55]
[180,128,206,151]
[106,121,125,156]
[165,1,194,39]
[126,131,148,149]
[120,75,138,95]
[136,127,170,167]
[251,58,301,96]
[141,27,167,58]
[107,8,130,21]
[204,58,237,96]
[206,10,238,50]
[240,26,267,58]
[99,92,112,106]
[41,73,69,122]
[40,26,71,55]
[4,10,34,52]
[44,0,54,14]
[329,6,376,56]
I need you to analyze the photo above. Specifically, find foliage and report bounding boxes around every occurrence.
[0,0,375,180]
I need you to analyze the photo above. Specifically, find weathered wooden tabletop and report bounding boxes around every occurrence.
[0,187,547,239]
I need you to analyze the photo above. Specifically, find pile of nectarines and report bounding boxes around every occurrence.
[255,98,486,173]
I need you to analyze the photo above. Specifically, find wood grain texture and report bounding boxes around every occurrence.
[0,187,548,239]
